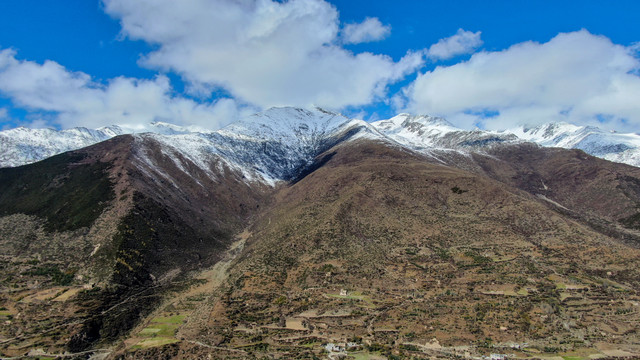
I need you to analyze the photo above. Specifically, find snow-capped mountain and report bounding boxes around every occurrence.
[3,107,640,175]
[126,107,387,186]
[371,114,519,151]
[209,107,385,182]
[0,125,125,168]
[0,121,216,168]
[372,116,640,167]
[148,121,214,135]
[505,122,640,167]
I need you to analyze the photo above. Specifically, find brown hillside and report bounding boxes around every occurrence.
[0,135,272,356]
[3,136,640,359]
[122,141,640,359]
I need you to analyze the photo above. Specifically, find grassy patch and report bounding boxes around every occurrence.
[139,314,186,338]
[140,323,180,337]
[516,288,529,296]
[547,274,568,290]
[150,315,186,324]
[139,328,162,335]
[143,324,180,337]
[131,337,180,349]
[560,292,572,301]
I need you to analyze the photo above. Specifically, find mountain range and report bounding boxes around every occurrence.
[3,107,640,171]
[1,107,640,359]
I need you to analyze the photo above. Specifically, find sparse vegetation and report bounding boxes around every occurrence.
[0,152,115,232]
[2,136,640,360]
[24,265,75,285]
[450,186,468,194]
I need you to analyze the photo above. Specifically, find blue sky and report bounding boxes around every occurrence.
[0,0,639,132]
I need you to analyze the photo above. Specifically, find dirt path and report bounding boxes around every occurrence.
[189,229,251,295]
[121,229,252,351]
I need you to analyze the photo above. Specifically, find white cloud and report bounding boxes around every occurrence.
[405,30,640,132]
[342,17,391,44]
[0,48,248,129]
[427,28,483,61]
[103,0,422,109]
[0,107,7,119]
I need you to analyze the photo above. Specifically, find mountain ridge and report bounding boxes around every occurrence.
[505,121,640,166]
[4,107,640,172]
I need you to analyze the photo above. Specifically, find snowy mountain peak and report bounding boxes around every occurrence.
[510,122,586,144]
[370,113,462,149]
[131,107,389,187]
[400,113,455,127]
[221,106,351,140]
[0,125,125,168]
[148,121,212,135]
[96,125,126,137]
[374,113,456,132]
[504,122,640,166]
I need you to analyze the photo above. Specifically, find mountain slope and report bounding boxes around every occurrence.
[0,134,272,355]
[2,108,640,359]
[473,143,640,238]
[0,107,387,356]
[131,140,640,359]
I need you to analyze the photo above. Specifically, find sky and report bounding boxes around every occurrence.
[0,0,639,132]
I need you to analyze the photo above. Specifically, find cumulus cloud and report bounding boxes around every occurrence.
[342,17,391,44]
[405,30,640,132]
[103,0,422,109]
[427,28,483,61]
[0,48,249,129]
